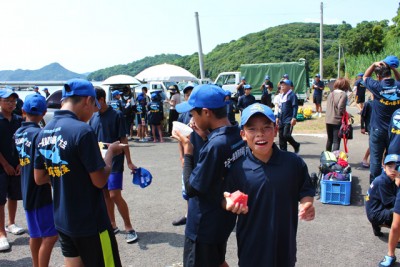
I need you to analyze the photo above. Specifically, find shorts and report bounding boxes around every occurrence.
[313,95,322,105]
[107,173,123,191]
[183,237,227,267]
[58,228,121,267]
[25,204,57,238]
[356,94,365,104]
[136,113,147,125]
[0,172,22,205]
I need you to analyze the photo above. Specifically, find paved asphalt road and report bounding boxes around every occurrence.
[0,105,398,267]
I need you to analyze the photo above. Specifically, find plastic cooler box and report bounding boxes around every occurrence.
[320,174,351,205]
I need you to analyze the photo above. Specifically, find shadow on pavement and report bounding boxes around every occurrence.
[350,174,364,207]
[0,258,32,267]
[136,231,184,250]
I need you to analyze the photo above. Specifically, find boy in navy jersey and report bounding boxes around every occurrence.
[224,103,315,267]
[147,92,164,143]
[34,79,125,267]
[15,94,58,266]
[173,84,245,267]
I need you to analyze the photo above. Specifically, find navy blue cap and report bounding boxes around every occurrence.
[283,74,289,78]
[0,88,18,99]
[33,86,39,89]
[112,90,122,98]
[224,90,232,97]
[279,79,292,86]
[62,79,100,109]
[150,92,158,99]
[132,167,153,188]
[265,75,270,80]
[356,73,364,77]
[176,84,227,113]
[315,74,321,78]
[241,76,246,80]
[42,87,49,91]
[384,154,400,164]
[244,84,252,89]
[241,103,275,127]
[383,55,399,68]
[22,94,47,115]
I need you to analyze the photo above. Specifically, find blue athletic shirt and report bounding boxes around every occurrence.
[89,107,126,173]
[365,77,400,131]
[388,108,400,154]
[226,145,315,267]
[0,113,22,173]
[313,80,324,96]
[147,100,163,125]
[279,91,298,125]
[15,122,53,211]
[365,172,397,222]
[186,125,246,244]
[354,78,366,96]
[34,110,110,237]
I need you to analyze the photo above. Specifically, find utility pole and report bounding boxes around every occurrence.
[319,2,324,79]
[195,12,205,80]
[337,43,341,79]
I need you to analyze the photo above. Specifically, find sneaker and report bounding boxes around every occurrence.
[294,144,300,154]
[372,224,383,237]
[379,255,396,267]
[126,230,138,243]
[5,224,25,235]
[113,227,120,234]
[318,112,322,118]
[0,237,10,251]
[172,216,187,226]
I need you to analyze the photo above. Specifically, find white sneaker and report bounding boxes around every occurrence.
[5,224,25,235]
[318,113,322,118]
[0,237,10,251]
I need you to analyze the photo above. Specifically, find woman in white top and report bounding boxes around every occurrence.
[167,85,181,135]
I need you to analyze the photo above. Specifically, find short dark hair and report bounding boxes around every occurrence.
[192,106,227,119]
[62,95,86,105]
[374,64,391,78]
[95,87,106,100]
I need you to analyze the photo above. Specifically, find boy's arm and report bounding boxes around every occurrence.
[298,196,315,221]
[34,169,51,185]
[0,152,16,176]
[222,192,248,214]
[120,136,136,171]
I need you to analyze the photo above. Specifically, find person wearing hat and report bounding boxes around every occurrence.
[353,73,367,113]
[260,75,274,108]
[33,86,41,95]
[277,79,300,153]
[109,90,124,112]
[237,84,256,113]
[172,84,246,267]
[366,154,400,237]
[224,90,238,125]
[312,74,324,118]
[147,92,164,143]
[236,76,247,98]
[0,89,25,251]
[135,87,149,142]
[14,94,58,265]
[363,56,400,182]
[42,87,50,98]
[167,85,181,136]
[34,79,125,266]
[223,103,315,267]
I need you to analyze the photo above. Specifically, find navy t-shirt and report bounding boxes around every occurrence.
[147,100,163,125]
[226,145,315,267]
[365,77,400,131]
[89,107,126,173]
[238,94,256,111]
[388,108,400,154]
[365,172,397,222]
[279,91,298,125]
[262,81,274,95]
[313,80,324,96]
[15,122,52,211]
[34,110,110,237]
[0,113,22,173]
[186,125,246,244]
[354,78,366,96]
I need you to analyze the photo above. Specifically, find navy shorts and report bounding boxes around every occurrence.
[183,237,227,267]
[313,95,322,105]
[356,94,365,104]
[58,228,121,267]
[25,204,57,238]
[0,173,22,205]
[108,172,123,191]
[136,113,147,125]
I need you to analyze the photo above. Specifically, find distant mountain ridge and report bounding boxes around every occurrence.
[0,63,86,81]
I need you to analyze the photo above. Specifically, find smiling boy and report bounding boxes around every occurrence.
[224,103,315,267]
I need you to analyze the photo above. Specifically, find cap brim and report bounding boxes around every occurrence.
[1,92,18,98]
[176,102,194,113]
[95,98,101,109]
[241,111,275,127]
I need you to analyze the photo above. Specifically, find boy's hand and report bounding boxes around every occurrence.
[223,192,248,215]
[172,129,194,155]
[127,162,137,173]
[3,162,16,176]
[189,119,209,140]
[298,202,315,221]
[106,141,127,156]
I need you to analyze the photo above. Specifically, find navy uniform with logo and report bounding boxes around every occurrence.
[34,79,121,267]
[389,108,400,155]
[354,75,367,104]
[147,95,164,126]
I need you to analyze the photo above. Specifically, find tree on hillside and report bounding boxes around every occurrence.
[384,3,400,43]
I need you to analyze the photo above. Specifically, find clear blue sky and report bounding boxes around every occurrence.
[0,0,398,74]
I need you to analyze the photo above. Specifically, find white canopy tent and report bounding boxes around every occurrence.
[134,63,198,83]
[102,74,141,85]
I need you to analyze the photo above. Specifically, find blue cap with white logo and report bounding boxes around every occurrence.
[132,167,153,188]
[62,79,100,109]
[383,55,399,69]
[112,90,122,98]
[384,154,400,164]
[22,94,47,115]
[240,103,276,127]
